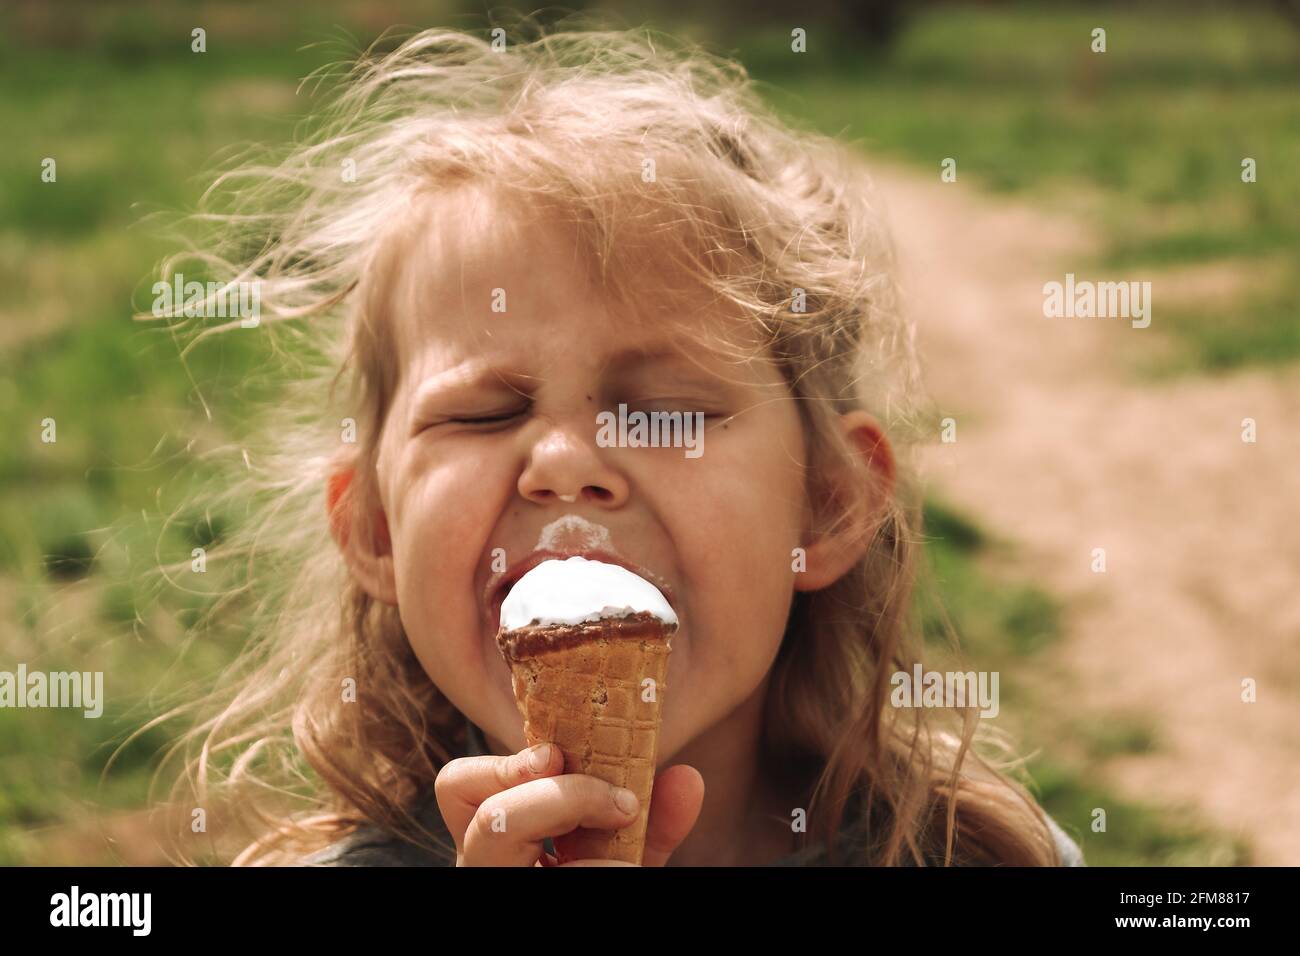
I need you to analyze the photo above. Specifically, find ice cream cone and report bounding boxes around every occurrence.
[498,611,674,865]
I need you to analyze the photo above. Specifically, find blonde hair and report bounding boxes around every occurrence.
[136,14,1064,866]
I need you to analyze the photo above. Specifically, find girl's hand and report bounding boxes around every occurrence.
[435,741,704,866]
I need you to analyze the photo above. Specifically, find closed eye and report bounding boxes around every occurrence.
[445,408,529,427]
[414,408,529,435]
[451,412,523,424]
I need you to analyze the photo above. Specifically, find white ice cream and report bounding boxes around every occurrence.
[500,555,678,629]
[535,515,613,555]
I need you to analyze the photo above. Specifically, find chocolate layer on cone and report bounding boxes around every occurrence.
[497,610,677,661]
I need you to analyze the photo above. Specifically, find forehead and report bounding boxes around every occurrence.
[383,183,771,378]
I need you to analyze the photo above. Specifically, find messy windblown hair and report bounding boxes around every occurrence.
[135,14,1065,866]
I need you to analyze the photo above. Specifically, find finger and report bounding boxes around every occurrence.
[462,774,643,867]
[435,743,562,856]
[641,764,705,867]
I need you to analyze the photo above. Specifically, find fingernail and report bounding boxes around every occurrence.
[527,744,551,772]
[613,787,639,815]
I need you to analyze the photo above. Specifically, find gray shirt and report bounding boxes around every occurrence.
[302,718,1085,866]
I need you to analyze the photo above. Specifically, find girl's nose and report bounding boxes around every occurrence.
[516,422,629,508]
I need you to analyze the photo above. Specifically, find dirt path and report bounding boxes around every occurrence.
[871,162,1300,865]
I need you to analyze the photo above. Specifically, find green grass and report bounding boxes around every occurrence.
[918,497,1064,661]
[1077,715,1162,759]
[0,3,340,861]
[916,496,1240,865]
[1031,758,1251,866]
[0,1,1274,865]
[738,4,1300,372]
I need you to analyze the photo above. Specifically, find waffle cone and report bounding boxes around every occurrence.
[498,612,673,865]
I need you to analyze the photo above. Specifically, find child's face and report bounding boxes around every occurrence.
[366,187,815,762]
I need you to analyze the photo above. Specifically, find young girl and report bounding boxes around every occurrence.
[148,20,1084,867]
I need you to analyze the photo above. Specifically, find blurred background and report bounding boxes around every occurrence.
[2,0,1297,865]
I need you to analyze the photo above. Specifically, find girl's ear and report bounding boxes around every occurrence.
[326,465,399,605]
[794,411,896,592]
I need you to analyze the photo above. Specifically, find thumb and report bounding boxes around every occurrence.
[641,764,704,867]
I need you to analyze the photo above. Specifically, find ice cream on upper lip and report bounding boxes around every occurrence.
[498,555,678,631]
